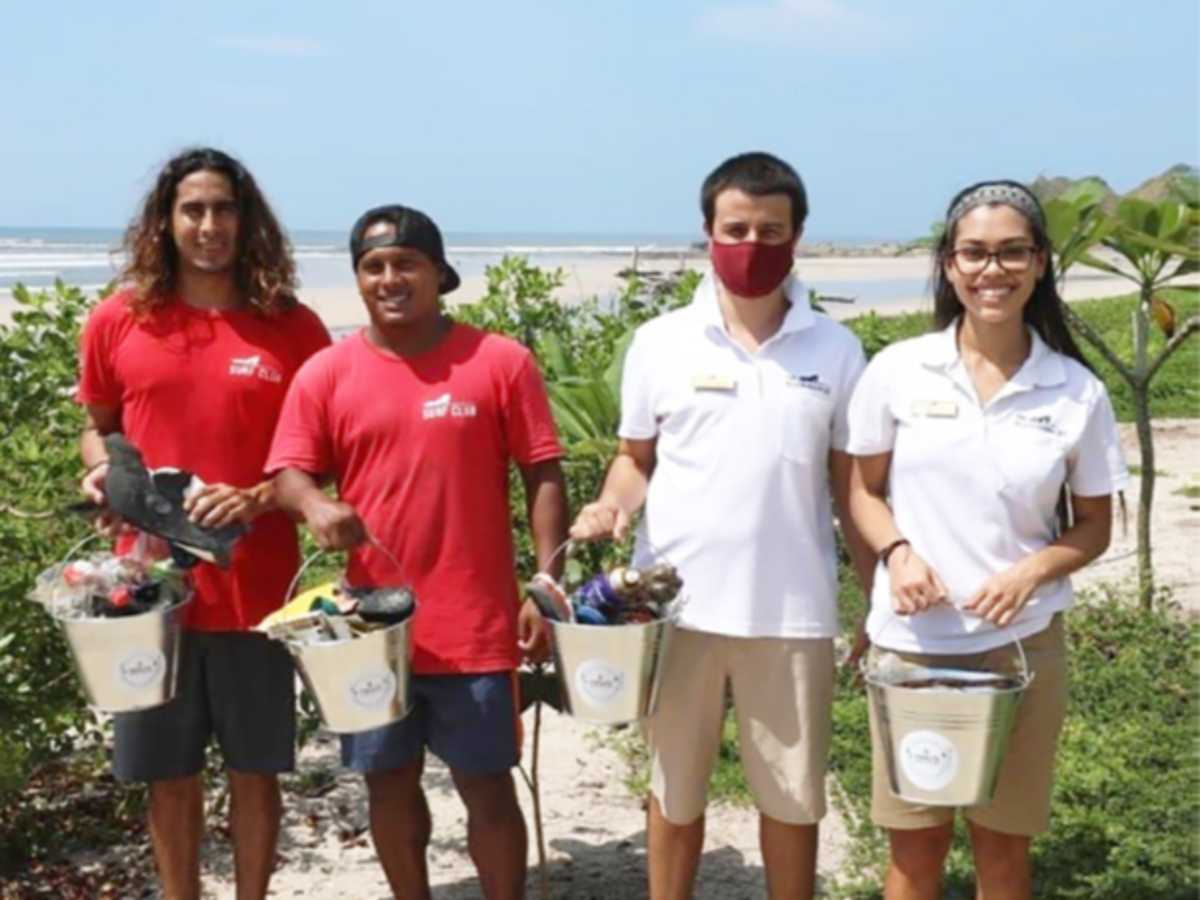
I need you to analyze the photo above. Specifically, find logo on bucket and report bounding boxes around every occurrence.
[899,730,959,792]
[347,668,397,711]
[117,649,166,690]
[574,659,626,706]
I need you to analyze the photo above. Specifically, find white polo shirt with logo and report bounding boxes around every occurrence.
[619,272,866,638]
[846,321,1128,654]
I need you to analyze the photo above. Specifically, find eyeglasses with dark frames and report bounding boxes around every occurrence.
[949,245,1039,274]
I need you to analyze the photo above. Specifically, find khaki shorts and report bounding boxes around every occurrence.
[645,627,834,826]
[868,614,1068,836]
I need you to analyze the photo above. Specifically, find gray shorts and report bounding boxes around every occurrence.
[112,631,296,782]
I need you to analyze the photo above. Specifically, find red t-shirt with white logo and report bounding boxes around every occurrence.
[77,290,332,631]
[265,324,563,675]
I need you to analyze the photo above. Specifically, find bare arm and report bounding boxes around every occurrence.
[518,458,570,580]
[850,452,948,615]
[829,449,875,596]
[964,493,1112,626]
[569,437,657,542]
[273,467,366,550]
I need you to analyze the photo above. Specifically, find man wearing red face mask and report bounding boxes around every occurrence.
[571,152,873,899]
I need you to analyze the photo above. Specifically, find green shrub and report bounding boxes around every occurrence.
[828,588,1200,899]
[0,281,107,867]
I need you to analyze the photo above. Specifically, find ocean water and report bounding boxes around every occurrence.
[0,226,930,310]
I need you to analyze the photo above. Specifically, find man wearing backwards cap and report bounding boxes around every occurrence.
[267,204,568,899]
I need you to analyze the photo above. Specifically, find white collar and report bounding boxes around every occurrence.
[691,271,816,339]
[923,319,1067,389]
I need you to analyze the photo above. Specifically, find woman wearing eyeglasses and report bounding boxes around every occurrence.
[845,181,1127,899]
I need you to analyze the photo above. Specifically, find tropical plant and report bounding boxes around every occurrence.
[1045,185,1200,608]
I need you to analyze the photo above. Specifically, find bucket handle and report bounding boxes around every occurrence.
[283,531,406,604]
[871,612,1030,684]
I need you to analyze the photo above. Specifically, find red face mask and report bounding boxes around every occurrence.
[709,240,794,298]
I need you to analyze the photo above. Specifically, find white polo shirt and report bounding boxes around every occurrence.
[619,272,866,638]
[846,321,1128,654]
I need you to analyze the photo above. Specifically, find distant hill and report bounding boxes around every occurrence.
[1029,164,1199,208]
[1127,164,1200,204]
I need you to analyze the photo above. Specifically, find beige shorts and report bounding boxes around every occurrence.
[645,626,834,826]
[868,614,1068,836]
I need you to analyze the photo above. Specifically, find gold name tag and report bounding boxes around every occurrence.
[912,399,958,418]
[692,374,737,392]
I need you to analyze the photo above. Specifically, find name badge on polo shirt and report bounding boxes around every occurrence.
[912,399,959,418]
[692,374,737,392]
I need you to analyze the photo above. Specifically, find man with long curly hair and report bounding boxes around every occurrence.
[76,147,331,900]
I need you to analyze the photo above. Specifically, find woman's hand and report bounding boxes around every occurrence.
[183,483,266,529]
[888,545,949,615]
[963,562,1040,627]
[517,597,551,664]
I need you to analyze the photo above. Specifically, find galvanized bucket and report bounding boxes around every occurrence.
[549,616,672,724]
[864,621,1033,806]
[285,619,414,733]
[540,539,680,725]
[277,544,415,734]
[57,593,192,712]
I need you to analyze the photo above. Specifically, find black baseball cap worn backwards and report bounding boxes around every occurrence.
[349,204,461,294]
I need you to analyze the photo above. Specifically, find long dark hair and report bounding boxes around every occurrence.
[120,147,297,316]
[931,179,1092,372]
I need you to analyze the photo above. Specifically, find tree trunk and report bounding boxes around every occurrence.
[1133,289,1155,609]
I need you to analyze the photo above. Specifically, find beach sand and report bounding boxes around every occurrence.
[298,251,1159,333]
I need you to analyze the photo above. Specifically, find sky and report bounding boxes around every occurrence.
[2,0,1197,241]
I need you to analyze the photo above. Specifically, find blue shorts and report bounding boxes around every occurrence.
[340,672,520,776]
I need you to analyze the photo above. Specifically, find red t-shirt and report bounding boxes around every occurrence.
[265,324,563,675]
[77,289,332,631]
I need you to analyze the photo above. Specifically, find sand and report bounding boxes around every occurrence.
[297,251,1161,332]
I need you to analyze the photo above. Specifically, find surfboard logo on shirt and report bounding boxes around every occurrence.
[1013,412,1063,436]
[228,354,282,383]
[421,392,478,420]
[787,373,832,395]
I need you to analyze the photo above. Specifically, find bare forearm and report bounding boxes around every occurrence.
[1014,511,1112,588]
[598,453,650,515]
[831,451,875,593]
[273,468,327,520]
[522,460,569,579]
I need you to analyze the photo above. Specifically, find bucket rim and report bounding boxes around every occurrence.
[52,593,193,625]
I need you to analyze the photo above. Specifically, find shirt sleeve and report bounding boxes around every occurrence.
[503,353,563,466]
[1068,385,1129,497]
[845,349,897,455]
[76,299,124,408]
[264,356,334,477]
[831,337,868,452]
[617,328,658,440]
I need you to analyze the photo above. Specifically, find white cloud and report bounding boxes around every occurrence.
[695,0,897,50]
[212,35,328,58]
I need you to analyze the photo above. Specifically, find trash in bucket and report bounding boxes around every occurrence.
[524,555,681,725]
[864,648,1033,807]
[29,550,192,712]
[259,567,417,734]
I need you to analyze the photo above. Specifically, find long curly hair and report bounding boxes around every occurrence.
[120,147,298,316]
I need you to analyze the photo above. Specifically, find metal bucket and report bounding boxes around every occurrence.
[549,617,672,725]
[285,617,415,734]
[276,544,416,734]
[55,596,192,713]
[864,627,1033,806]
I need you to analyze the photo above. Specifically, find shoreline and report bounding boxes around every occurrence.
[1,248,1190,330]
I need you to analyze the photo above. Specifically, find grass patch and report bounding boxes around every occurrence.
[1173,483,1200,499]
